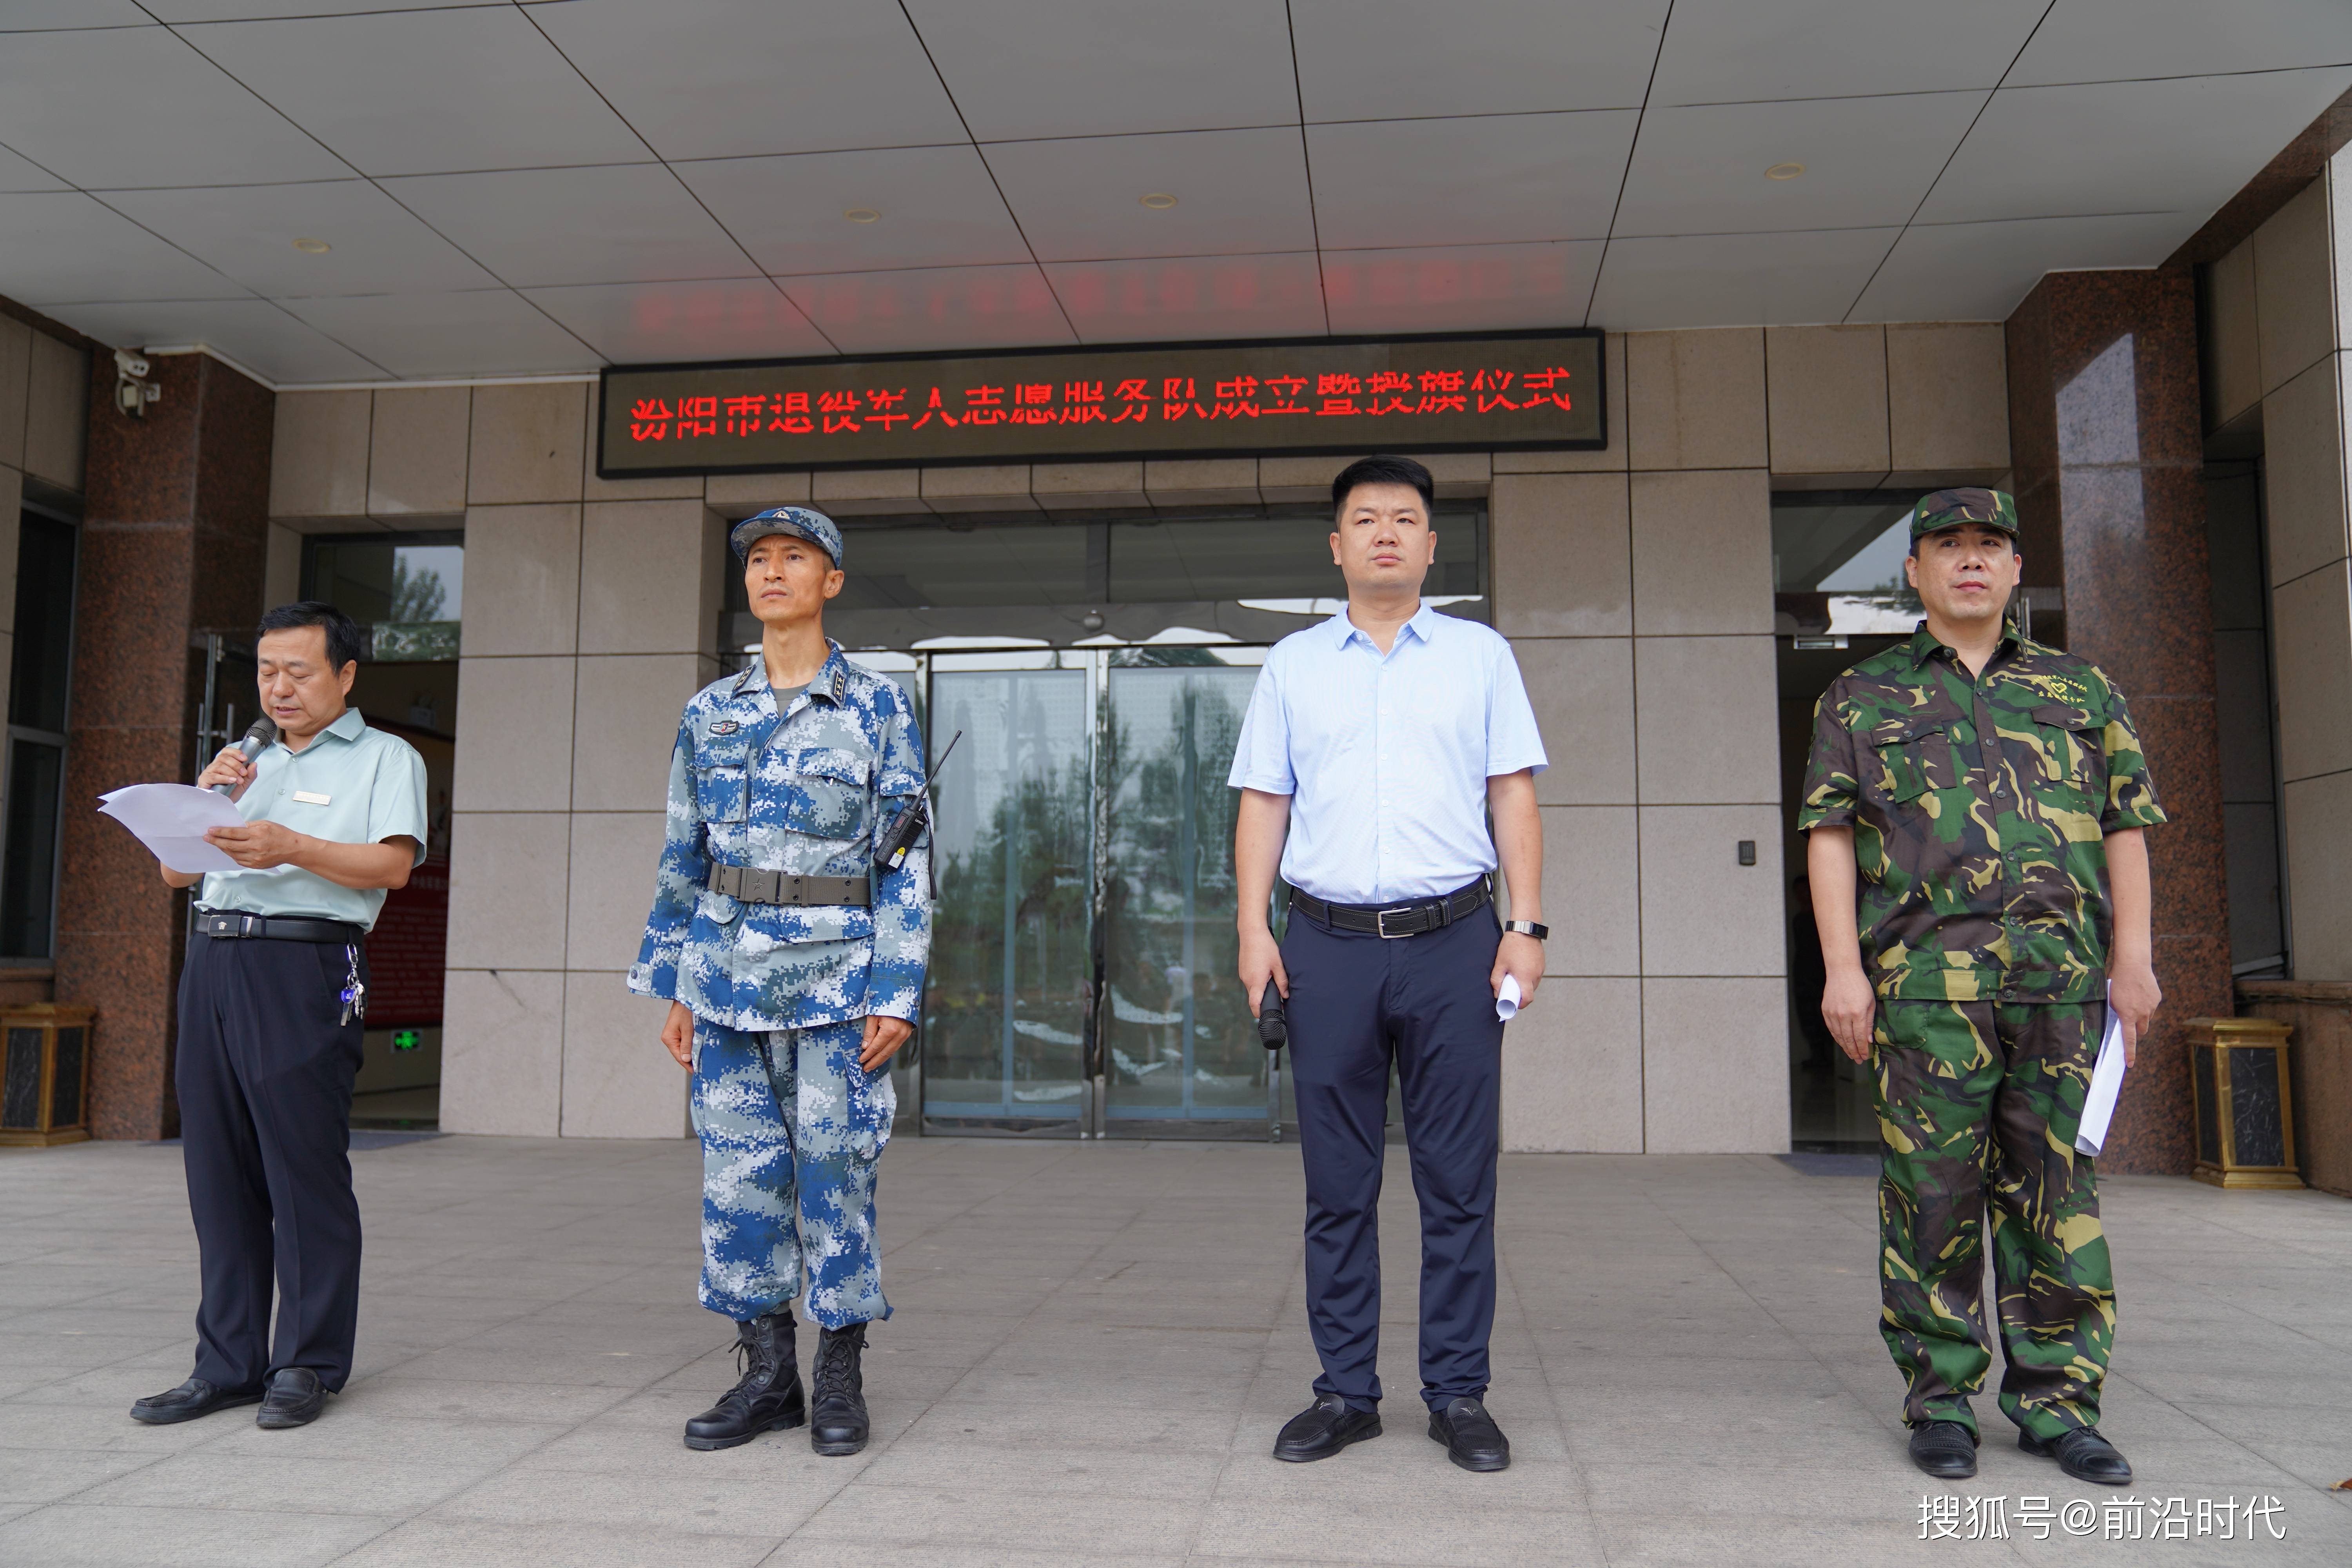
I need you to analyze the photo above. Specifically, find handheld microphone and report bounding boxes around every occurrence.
[210,715,278,794]
[1257,980,1287,1051]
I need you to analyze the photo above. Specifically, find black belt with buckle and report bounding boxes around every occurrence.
[1288,878,1492,938]
[707,864,871,907]
[194,909,365,944]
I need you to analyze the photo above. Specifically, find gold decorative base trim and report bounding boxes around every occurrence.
[0,1127,91,1148]
[2193,1163,2305,1190]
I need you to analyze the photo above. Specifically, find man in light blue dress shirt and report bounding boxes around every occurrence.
[1230,456,1548,1473]
[134,603,426,1433]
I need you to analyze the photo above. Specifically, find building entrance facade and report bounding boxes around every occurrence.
[792,501,1488,1139]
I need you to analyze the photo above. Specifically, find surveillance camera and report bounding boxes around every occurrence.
[114,348,151,379]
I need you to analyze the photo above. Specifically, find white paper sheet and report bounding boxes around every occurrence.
[97,783,244,873]
[2074,984,2129,1156]
[1495,974,1524,1022]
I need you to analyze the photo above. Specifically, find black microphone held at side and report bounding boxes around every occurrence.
[1257,980,1287,1050]
[209,716,278,795]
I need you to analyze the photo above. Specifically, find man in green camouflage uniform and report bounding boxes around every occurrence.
[1798,488,2163,1487]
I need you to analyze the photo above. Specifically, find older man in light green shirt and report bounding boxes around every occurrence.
[196,704,426,928]
[134,602,426,1434]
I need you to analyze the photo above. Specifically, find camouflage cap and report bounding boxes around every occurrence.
[730,505,844,567]
[1908,487,2019,541]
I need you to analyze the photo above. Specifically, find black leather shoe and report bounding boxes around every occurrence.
[2020,1425,2132,1485]
[1272,1394,1381,1463]
[808,1321,870,1457]
[1428,1396,1510,1472]
[255,1368,328,1429]
[1908,1420,1978,1479]
[129,1377,263,1426]
[684,1313,806,1451]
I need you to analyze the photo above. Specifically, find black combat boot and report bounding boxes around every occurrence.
[683,1312,805,1451]
[809,1321,870,1456]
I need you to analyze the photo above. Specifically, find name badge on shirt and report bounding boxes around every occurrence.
[292,790,332,805]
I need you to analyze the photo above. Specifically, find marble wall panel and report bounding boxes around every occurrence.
[367,386,470,517]
[1499,978,1643,1153]
[1491,472,1631,638]
[439,967,564,1136]
[268,389,370,519]
[468,381,588,506]
[1625,328,1767,472]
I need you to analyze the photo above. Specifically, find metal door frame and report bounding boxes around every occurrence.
[903,646,1281,1140]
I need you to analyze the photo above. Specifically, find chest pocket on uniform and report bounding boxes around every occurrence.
[693,736,753,824]
[1866,714,1955,805]
[779,748,871,841]
[2027,702,2108,813]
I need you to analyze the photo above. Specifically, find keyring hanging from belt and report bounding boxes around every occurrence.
[338,944,366,1027]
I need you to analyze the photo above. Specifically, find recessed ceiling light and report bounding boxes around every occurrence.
[1764,163,1805,181]
[843,208,881,223]
[1139,192,1178,210]
[292,237,332,253]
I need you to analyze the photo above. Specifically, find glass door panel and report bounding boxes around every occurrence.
[1099,659,1269,1128]
[922,661,1093,1131]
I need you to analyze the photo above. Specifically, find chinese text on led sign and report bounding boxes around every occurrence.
[597,332,1603,475]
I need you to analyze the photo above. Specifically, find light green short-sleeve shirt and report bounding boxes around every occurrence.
[198,706,429,931]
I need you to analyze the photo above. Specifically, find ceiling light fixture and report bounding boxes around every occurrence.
[1139,192,1178,209]
[1764,163,1805,181]
[292,237,332,253]
[843,208,881,223]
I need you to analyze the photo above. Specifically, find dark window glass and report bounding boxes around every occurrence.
[0,739,63,957]
[9,512,76,733]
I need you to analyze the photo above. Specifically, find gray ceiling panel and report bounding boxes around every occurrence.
[675,145,1031,276]
[0,143,70,194]
[0,25,348,189]
[381,164,754,289]
[524,279,836,363]
[0,190,247,305]
[534,0,968,162]
[1308,112,1638,250]
[781,263,1076,354]
[1649,0,2047,103]
[183,7,648,177]
[2007,0,2352,86]
[904,0,1300,140]
[279,289,599,377]
[1920,68,2352,224]
[985,128,1316,261]
[41,297,385,381]
[1321,241,1605,335]
[1046,252,1328,342]
[1588,227,1898,328]
[1851,212,2201,321]
[1615,93,1987,236]
[106,180,501,296]
[1290,0,1666,118]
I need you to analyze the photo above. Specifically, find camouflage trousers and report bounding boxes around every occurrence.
[1875,999,2115,1442]
[690,1018,895,1330]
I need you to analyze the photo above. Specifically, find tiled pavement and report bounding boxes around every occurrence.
[1,1134,2347,1566]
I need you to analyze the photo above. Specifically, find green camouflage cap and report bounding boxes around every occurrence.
[1908,486,2019,541]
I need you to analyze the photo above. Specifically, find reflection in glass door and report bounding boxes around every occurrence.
[922,658,1094,1129]
[1099,660,1271,1129]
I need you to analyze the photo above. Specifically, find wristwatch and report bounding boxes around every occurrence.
[1502,919,1549,940]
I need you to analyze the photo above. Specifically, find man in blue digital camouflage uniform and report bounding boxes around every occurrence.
[630,505,930,1457]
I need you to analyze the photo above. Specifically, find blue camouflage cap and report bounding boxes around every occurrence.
[730,505,844,567]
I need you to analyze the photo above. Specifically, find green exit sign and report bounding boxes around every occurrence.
[392,1029,422,1052]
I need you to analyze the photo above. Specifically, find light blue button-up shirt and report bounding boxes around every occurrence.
[1227,604,1547,905]
[199,706,428,931]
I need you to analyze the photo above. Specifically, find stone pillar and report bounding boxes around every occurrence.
[2005,271,2229,1174]
[58,352,273,1139]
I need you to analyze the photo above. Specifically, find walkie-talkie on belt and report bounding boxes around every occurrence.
[873,730,960,876]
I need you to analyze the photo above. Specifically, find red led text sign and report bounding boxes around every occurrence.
[597,331,1603,476]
